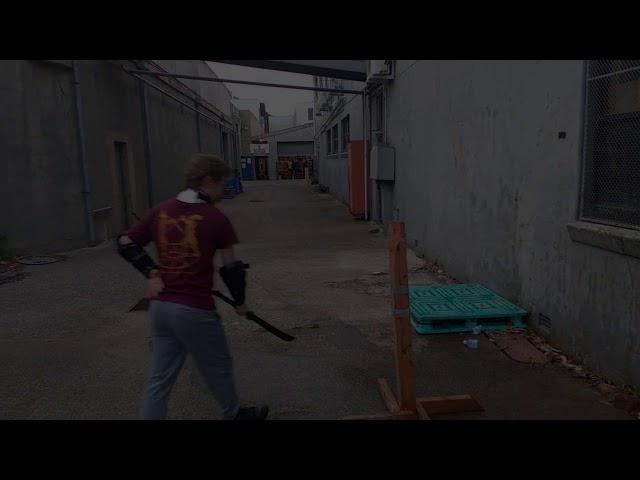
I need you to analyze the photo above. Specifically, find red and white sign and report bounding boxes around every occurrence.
[250,142,269,155]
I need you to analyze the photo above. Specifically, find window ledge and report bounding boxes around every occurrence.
[567,221,640,259]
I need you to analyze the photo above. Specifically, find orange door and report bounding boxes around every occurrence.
[348,141,365,218]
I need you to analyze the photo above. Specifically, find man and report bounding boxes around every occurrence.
[117,153,268,421]
[287,159,293,179]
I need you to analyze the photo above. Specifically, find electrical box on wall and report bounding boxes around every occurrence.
[370,144,395,181]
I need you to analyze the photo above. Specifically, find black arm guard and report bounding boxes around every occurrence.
[117,235,158,278]
[219,261,247,306]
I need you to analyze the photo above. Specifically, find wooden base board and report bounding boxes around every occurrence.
[376,378,400,413]
[415,402,431,420]
[345,379,483,420]
[418,394,484,416]
[343,411,417,421]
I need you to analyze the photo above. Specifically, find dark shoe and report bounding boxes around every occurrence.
[233,405,269,421]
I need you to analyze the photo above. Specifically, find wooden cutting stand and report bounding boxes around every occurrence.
[344,221,483,420]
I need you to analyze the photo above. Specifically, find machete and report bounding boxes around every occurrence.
[212,290,296,342]
[129,293,296,342]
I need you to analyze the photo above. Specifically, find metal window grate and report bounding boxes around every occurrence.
[581,60,640,229]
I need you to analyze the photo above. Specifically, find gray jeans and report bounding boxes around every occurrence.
[143,300,240,420]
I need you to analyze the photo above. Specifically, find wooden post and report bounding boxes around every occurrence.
[344,221,482,421]
[388,222,416,411]
[376,378,400,413]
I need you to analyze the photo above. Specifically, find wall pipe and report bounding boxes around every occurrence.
[71,60,95,246]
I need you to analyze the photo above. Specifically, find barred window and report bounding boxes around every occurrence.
[341,115,350,152]
[581,60,640,229]
[332,124,339,154]
[371,91,384,133]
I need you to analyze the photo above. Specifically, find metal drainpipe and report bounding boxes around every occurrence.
[72,60,95,246]
[362,90,369,221]
[195,100,202,151]
[236,124,242,173]
[139,79,154,208]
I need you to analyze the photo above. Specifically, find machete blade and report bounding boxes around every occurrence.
[212,290,296,342]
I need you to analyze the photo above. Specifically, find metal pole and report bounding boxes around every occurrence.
[130,72,228,127]
[125,69,364,96]
[72,60,95,246]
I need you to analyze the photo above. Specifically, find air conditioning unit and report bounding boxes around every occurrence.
[366,60,394,83]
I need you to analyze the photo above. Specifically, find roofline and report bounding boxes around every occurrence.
[260,122,314,138]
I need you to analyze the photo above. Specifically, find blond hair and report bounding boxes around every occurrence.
[183,154,232,190]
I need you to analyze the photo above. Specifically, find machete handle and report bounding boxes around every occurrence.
[212,289,237,307]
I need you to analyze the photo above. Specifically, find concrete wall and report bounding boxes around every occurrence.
[384,60,640,389]
[314,77,364,205]
[154,60,232,118]
[0,60,85,255]
[0,60,235,255]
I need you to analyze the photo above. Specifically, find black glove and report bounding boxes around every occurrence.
[117,235,158,278]
[219,261,247,306]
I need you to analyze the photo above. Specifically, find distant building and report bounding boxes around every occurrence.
[238,110,267,181]
[268,115,295,132]
[293,101,314,126]
[259,103,269,133]
[239,110,264,156]
[254,123,314,180]
[231,98,260,121]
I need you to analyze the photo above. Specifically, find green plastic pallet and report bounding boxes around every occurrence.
[409,283,527,335]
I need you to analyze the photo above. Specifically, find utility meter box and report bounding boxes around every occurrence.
[370,144,395,181]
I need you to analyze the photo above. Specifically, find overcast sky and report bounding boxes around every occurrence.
[206,62,313,116]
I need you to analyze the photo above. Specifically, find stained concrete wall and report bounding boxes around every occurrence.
[314,81,364,205]
[384,60,640,389]
[0,60,85,255]
[0,60,235,255]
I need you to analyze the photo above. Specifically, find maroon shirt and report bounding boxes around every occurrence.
[126,195,238,311]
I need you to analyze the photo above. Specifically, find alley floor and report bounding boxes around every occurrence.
[0,181,633,420]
